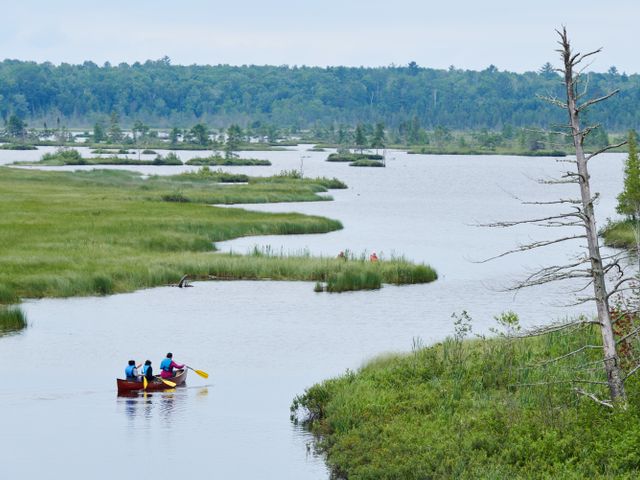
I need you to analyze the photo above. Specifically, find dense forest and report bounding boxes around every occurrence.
[0,58,638,131]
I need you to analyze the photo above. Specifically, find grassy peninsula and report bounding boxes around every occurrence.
[601,219,639,249]
[292,322,640,479]
[0,167,435,301]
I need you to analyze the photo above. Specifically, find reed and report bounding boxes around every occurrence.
[0,306,27,334]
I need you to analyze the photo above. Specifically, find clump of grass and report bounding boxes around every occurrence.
[186,155,271,166]
[0,306,27,335]
[153,152,183,165]
[39,148,86,165]
[178,167,249,183]
[350,159,385,167]
[327,152,383,162]
[326,268,382,292]
[0,143,37,150]
[292,320,640,479]
[141,149,157,154]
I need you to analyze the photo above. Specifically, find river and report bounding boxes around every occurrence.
[0,145,626,479]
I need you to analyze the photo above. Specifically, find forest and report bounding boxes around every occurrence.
[1,59,638,131]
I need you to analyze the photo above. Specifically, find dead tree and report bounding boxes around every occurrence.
[482,28,630,405]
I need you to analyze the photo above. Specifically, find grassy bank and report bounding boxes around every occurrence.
[292,321,640,479]
[0,167,435,300]
[601,219,638,249]
[0,306,27,335]
[407,146,568,156]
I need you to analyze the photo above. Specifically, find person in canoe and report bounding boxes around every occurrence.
[141,359,154,382]
[160,352,184,379]
[125,360,142,381]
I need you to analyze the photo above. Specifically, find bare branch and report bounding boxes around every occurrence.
[573,387,613,408]
[537,94,567,109]
[477,235,587,263]
[577,89,619,112]
[526,344,602,368]
[586,140,627,161]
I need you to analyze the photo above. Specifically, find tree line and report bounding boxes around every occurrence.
[0,58,638,131]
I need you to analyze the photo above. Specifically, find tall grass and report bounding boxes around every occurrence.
[292,321,640,479]
[601,219,638,248]
[0,306,27,335]
[0,167,436,299]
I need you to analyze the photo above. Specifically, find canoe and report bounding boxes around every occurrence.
[116,368,187,393]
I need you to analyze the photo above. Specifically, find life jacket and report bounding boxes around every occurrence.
[160,358,172,372]
[125,365,136,379]
[141,365,150,376]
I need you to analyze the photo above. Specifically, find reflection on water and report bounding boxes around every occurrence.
[117,386,210,426]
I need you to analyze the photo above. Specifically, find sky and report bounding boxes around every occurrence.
[1,0,637,73]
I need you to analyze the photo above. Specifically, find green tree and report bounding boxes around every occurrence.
[354,124,367,153]
[132,120,149,141]
[108,112,123,143]
[6,115,26,139]
[169,127,180,145]
[190,123,209,146]
[225,124,243,158]
[93,122,106,143]
[617,131,640,220]
[371,122,385,153]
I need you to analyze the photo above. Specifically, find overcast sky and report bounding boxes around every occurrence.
[1,1,636,73]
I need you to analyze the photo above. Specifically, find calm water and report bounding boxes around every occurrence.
[0,146,626,479]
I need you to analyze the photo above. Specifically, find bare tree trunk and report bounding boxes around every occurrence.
[559,29,626,403]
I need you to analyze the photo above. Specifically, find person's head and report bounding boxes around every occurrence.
[166,352,173,359]
[128,360,135,366]
[144,360,151,366]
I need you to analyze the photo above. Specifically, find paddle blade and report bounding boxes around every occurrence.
[160,378,177,388]
[194,369,209,379]
[143,376,148,390]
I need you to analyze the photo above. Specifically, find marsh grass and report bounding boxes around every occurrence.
[349,159,385,167]
[0,167,435,300]
[601,219,637,249]
[292,323,640,479]
[327,152,384,162]
[185,155,271,166]
[0,306,27,335]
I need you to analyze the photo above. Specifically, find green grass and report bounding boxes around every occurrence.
[292,322,640,479]
[0,143,37,150]
[601,219,638,248]
[0,306,27,334]
[327,152,384,162]
[185,155,271,166]
[0,167,436,300]
[350,159,385,167]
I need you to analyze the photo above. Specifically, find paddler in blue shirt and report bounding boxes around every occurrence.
[125,360,142,381]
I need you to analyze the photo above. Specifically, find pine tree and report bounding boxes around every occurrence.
[617,131,640,221]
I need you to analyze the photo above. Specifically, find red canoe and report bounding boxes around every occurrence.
[116,368,187,393]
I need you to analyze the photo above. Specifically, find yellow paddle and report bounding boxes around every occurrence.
[186,366,209,379]
[143,376,148,390]
[159,377,177,388]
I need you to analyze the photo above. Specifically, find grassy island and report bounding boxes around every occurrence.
[327,153,384,162]
[350,159,385,167]
[292,323,640,479]
[0,143,38,150]
[0,167,435,301]
[185,155,271,166]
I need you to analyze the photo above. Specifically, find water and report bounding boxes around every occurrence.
[0,146,626,479]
